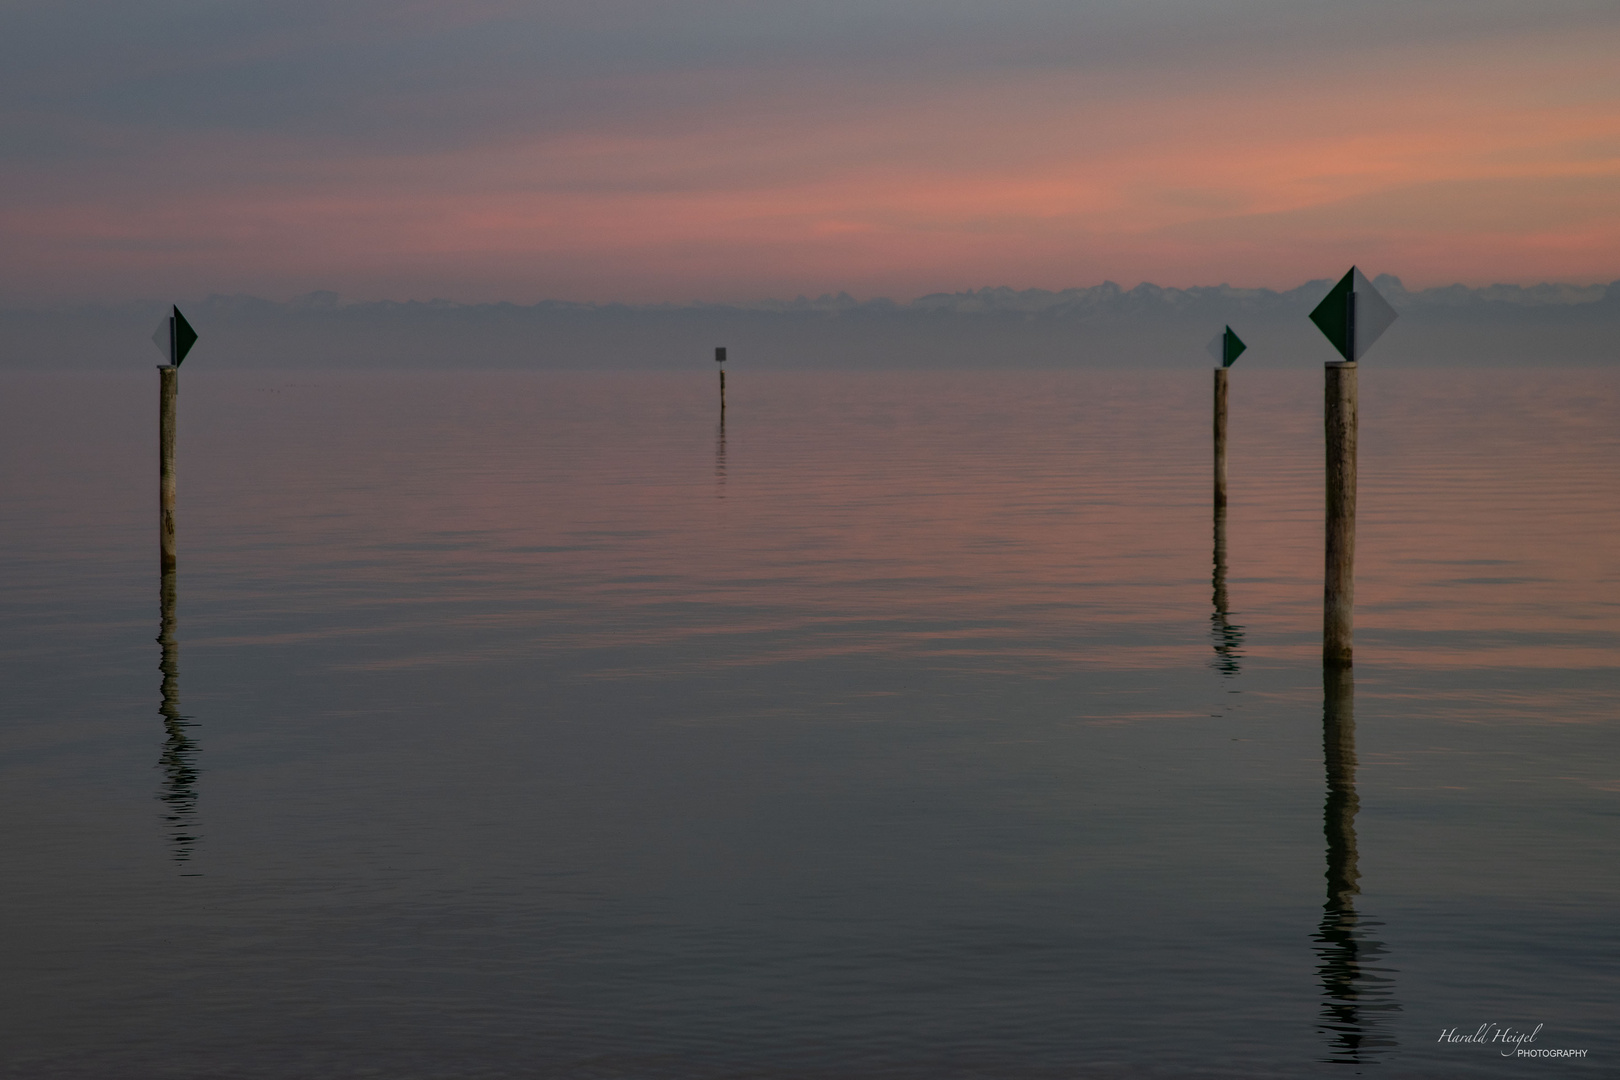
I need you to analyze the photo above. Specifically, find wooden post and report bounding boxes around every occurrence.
[1323,361,1357,666]
[1213,366,1229,508]
[159,364,178,572]
[715,347,726,415]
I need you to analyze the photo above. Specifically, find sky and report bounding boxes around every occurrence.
[4,0,1619,306]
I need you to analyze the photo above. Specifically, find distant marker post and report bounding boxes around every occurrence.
[715,346,727,416]
[1205,325,1246,509]
[151,306,199,572]
[1309,268,1396,666]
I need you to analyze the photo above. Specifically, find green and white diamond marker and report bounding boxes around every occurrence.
[1309,267,1396,362]
[1205,325,1246,368]
[149,306,199,366]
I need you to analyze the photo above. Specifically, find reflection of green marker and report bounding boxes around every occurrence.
[151,306,200,571]
[1309,268,1397,666]
[1207,325,1244,507]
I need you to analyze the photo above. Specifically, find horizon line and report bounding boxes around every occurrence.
[12,273,1620,314]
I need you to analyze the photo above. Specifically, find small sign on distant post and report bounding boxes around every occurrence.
[1206,325,1244,508]
[151,306,199,571]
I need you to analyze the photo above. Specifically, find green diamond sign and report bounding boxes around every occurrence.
[1309,267,1397,362]
[150,306,199,366]
[1205,325,1246,368]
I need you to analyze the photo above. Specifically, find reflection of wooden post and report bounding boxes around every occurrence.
[1324,361,1357,666]
[160,570,179,717]
[1209,501,1244,677]
[1213,367,1228,508]
[1313,661,1398,1063]
[159,365,178,572]
[158,567,201,864]
[1322,664,1358,907]
[715,420,727,495]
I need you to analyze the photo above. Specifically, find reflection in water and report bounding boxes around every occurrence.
[1209,506,1244,676]
[715,419,727,497]
[157,570,201,867]
[1313,665,1399,1063]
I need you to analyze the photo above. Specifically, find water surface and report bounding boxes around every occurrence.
[2,368,1616,1078]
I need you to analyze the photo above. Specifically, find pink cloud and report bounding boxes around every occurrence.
[4,19,1617,303]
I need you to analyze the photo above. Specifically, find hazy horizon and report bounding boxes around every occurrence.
[10,271,1620,315]
[7,272,1617,370]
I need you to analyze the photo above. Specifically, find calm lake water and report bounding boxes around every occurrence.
[2,367,1616,1079]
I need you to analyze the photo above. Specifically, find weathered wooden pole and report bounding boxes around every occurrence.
[159,364,178,572]
[1206,324,1243,508]
[1203,325,1247,676]
[1309,269,1393,668]
[1213,366,1229,508]
[151,305,198,572]
[1323,360,1357,666]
